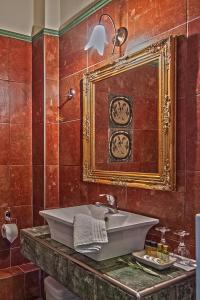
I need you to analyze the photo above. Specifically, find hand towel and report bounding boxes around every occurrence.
[73,213,108,253]
[89,205,108,220]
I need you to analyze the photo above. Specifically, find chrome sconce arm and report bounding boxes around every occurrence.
[98,14,128,54]
[84,13,128,56]
[58,88,76,110]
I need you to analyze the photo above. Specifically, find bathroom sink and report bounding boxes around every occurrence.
[39,205,159,261]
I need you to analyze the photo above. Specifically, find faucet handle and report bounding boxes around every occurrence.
[99,194,116,206]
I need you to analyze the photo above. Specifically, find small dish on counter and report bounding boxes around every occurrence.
[132,250,176,270]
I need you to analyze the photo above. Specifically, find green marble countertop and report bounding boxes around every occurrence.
[20,226,195,300]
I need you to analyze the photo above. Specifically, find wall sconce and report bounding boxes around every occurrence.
[84,13,128,56]
[57,88,76,122]
[58,88,76,110]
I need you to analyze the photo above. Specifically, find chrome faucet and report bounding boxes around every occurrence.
[95,194,118,214]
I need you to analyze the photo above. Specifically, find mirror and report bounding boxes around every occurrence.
[83,37,176,191]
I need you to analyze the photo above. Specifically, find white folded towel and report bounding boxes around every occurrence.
[89,205,108,220]
[73,212,108,253]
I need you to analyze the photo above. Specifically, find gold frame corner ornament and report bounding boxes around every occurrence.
[82,36,176,191]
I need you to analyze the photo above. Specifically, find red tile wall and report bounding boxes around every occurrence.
[32,34,59,226]
[59,0,200,258]
[0,35,42,300]
[32,35,45,226]
[0,36,33,268]
[0,263,41,300]
[0,1,199,297]
[44,35,59,210]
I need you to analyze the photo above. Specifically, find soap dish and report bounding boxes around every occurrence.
[132,250,176,270]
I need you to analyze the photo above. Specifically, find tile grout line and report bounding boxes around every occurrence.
[59,118,80,124]
[184,0,187,225]
[31,51,33,229]
[57,36,60,209]
[184,0,188,226]
[60,68,87,81]
[44,36,47,210]
[188,15,200,24]
[186,0,189,37]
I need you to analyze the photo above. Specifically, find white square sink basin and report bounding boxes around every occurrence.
[39,205,159,261]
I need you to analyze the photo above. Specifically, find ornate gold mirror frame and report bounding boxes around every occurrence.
[83,37,176,191]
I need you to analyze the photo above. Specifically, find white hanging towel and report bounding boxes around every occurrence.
[73,212,108,253]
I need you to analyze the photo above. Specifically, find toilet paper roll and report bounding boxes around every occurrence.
[1,223,18,243]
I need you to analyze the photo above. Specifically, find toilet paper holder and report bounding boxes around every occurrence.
[0,209,17,224]
[1,209,18,244]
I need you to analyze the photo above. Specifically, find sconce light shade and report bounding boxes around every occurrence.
[84,14,128,56]
[84,24,108,56]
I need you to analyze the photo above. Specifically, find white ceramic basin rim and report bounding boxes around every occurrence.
[39,204,158,233]
[39,205,159,261]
